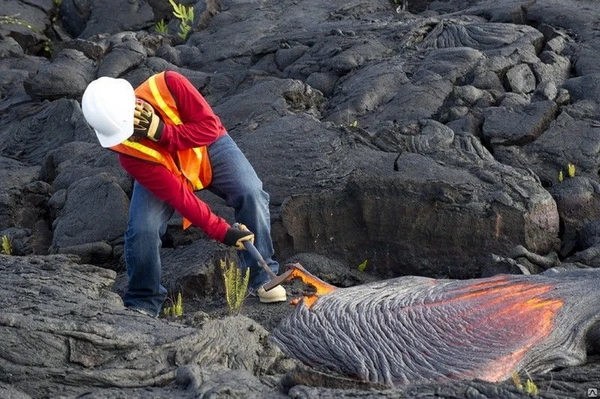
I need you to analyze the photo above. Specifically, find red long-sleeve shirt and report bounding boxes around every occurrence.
[118,71,229,241]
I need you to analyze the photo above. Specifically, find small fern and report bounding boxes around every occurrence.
[220,259,250,314]
[155,19,168,34]
[163,291,183,317]
[169,0,194,40]
[524,378,538,395]
[512,371,538,395]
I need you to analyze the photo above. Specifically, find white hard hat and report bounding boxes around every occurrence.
[81,77,136,148]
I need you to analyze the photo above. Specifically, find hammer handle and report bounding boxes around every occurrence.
[243,240,278,279]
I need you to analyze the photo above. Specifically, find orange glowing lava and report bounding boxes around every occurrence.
[279,263,336,308]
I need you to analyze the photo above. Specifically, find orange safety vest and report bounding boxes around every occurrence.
[110,72,213,230]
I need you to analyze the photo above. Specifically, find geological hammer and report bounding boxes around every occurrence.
[243,240,290,291]
[232,223,287,291]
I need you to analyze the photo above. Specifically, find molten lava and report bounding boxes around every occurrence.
[278,263,337,308]
[271,267,600,388]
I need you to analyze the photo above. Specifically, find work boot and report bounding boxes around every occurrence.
[257,285,287,303]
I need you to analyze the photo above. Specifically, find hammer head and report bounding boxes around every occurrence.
[263,268,294,291]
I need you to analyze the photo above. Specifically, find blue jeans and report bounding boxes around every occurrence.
[123,134,279,316]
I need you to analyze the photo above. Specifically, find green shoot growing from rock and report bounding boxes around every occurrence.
[567,163,576,178]
[163,292,183,317]
[169,0,194,40]
[51,0,62,23]
[220,259,249,314]
[559,163,576,183]
[1,236,12,255]
[512,371,538,395]
[155,19,168,34]
[0,15,35,30]
[0,15,53,56]
[524,379,539,395]
[357,259,368,272]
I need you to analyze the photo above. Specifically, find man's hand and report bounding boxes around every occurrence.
[133,101,164,141]
[223,224,255,250]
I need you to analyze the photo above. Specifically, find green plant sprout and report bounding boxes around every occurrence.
[524,379,539,395]
[155,19,168,34]
[567,163,576,178]
[1,236,12,255]
[163,292,183,317]
[0,15,35,30]
[357,259,368,272]
[169,0,194,40]
[559,163,576,183]
[350,120,358,128]
[512,371,538,395]
[0,15,53,55]
[220,259,249,314]
[51,0,62,23]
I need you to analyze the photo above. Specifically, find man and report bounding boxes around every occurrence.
[81,70,286,317]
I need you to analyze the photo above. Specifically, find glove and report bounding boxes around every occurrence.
[223,224,255,250]
[133,101,164,141]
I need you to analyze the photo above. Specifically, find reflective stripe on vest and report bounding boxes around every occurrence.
[148,74,182,125]
[114,139,182,178]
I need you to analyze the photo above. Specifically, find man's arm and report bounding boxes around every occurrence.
[156,71,227,152]
[120,155,229,241]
